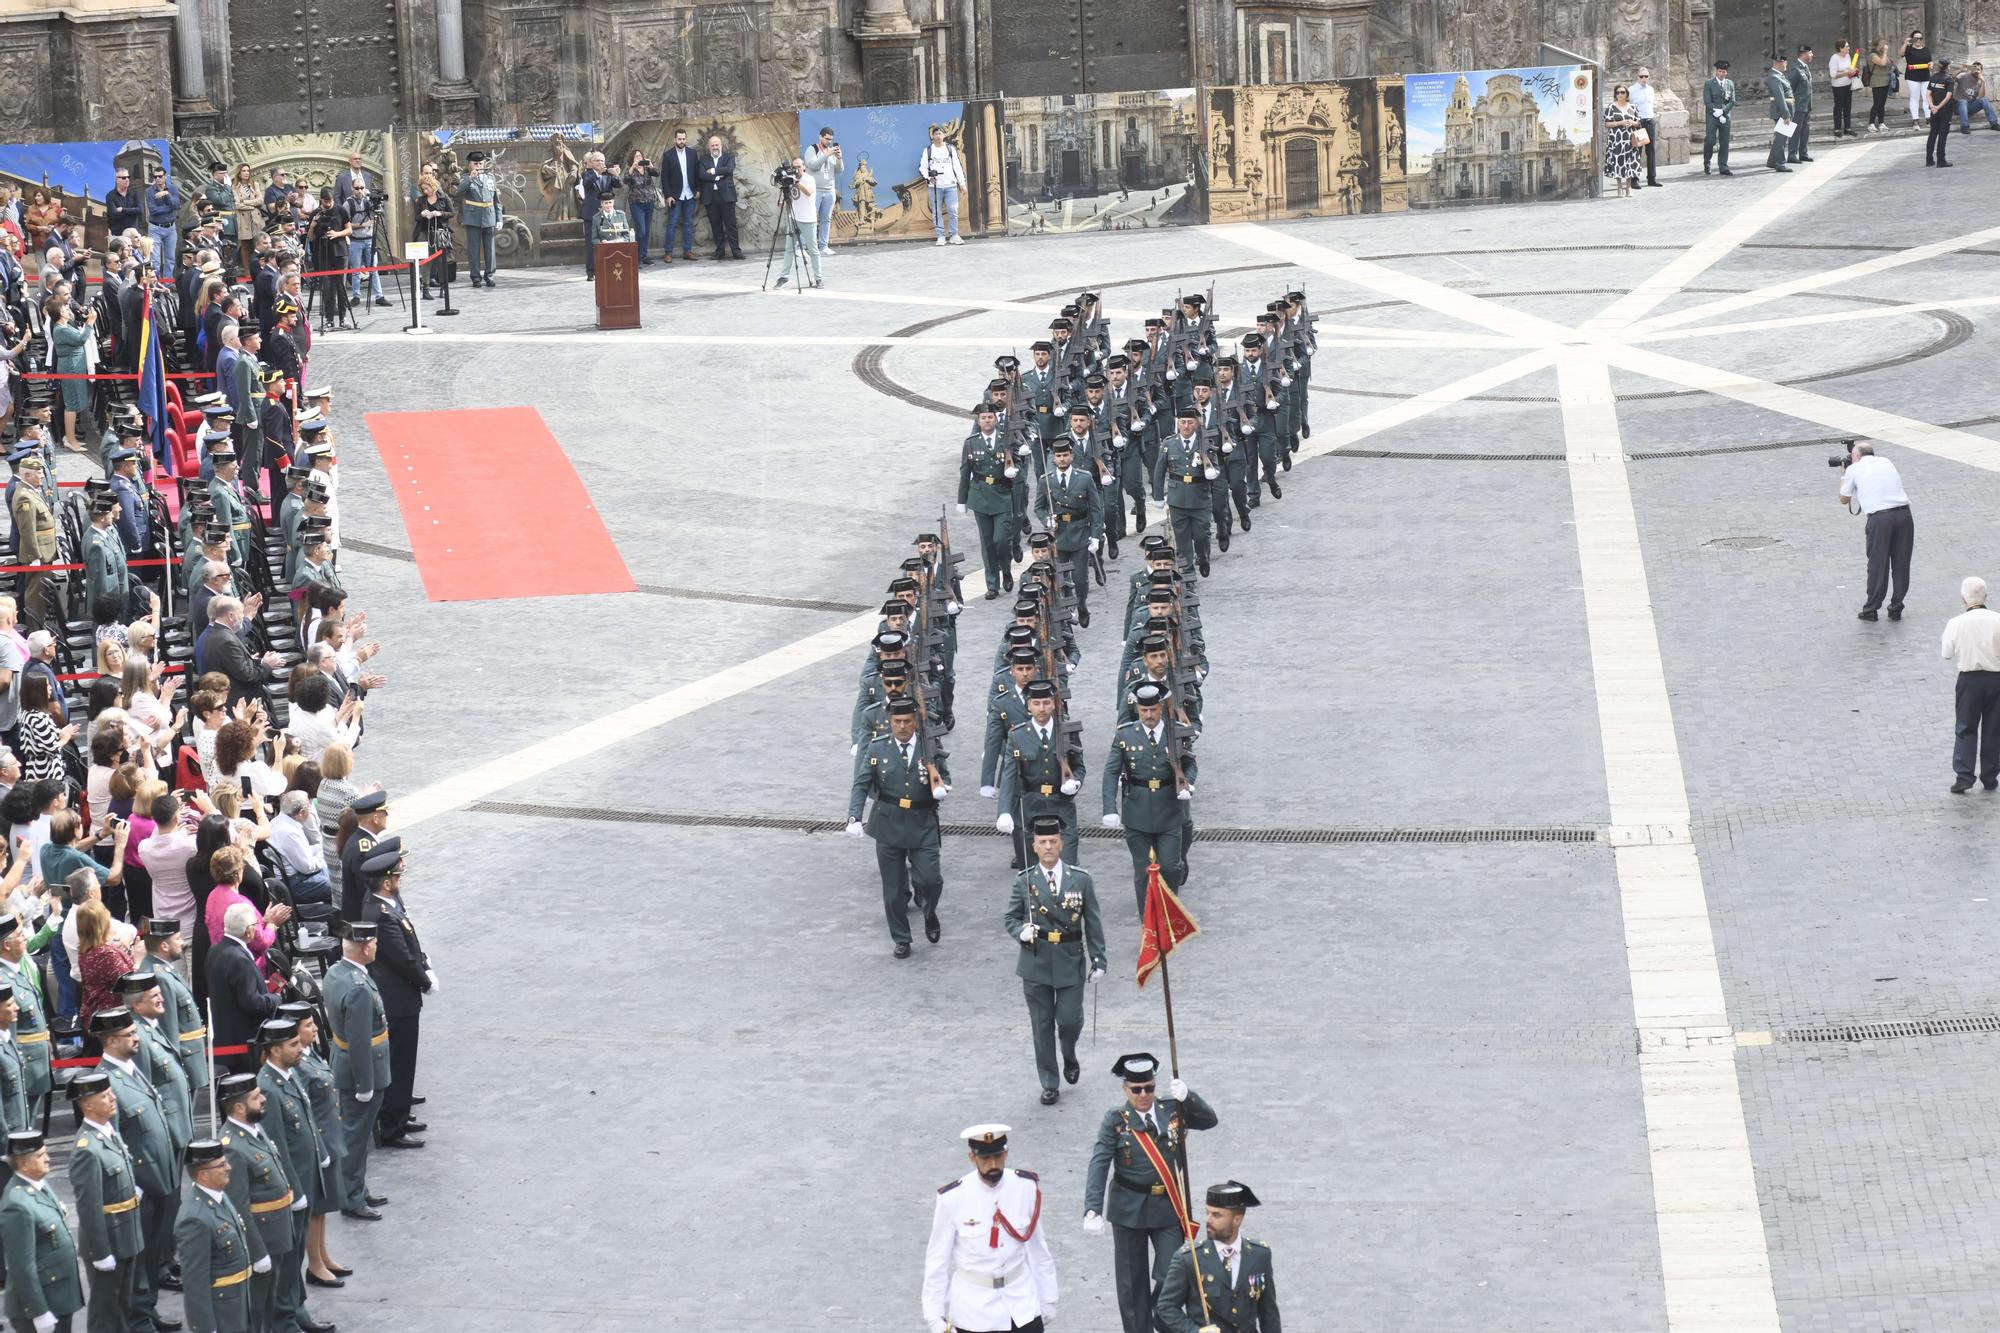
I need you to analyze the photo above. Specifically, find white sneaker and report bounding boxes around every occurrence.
[818,246,832,256]
[947,235,965,245]
[935,236,947,246]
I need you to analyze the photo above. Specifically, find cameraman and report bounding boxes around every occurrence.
[918,124,968,247]
[803,127,842,256]
[1837,440,1914,621]
[772,159,822,290]
[340,176,389,308]
[625,150,660,265]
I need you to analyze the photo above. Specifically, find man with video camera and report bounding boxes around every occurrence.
[1835,439,1914,621]
[771,159,822,290]
[340,175,390,308]
[919,124,968,247]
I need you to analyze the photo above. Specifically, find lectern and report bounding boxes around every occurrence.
[594,240,640,330]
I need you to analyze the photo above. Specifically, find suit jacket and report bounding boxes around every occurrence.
[362,893,429,1019]
[1768,68,1796,119]
[195,622,274,709]
[1158,1237,1281,1332]
[579,167,619,218]
[661,146,699,201]
[205,935,279,1053]
[698,151,738,205]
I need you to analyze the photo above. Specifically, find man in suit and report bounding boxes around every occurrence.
[208,903,280,1075]
[361,847,430,1150]
[698,134,742,260]
[659,128,700,262]
[1767,52,1796,171]
[1157,1181,1282,1333]
[1789,44,1817,161]
[1082,1052,1221,1333]
[1704,59,1737,174]
[847,700,950,959]
[578,151,621,279]
[194,594,285,710]
[1002,815,1105,1105]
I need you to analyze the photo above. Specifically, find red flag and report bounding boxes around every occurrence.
[1136,859,1200,989]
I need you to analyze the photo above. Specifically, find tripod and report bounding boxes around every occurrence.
[759,181,817,293]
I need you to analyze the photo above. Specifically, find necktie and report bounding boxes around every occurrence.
[1221,1245,1238,1284]
[902,744,913,766]
[1039,727,1050,744]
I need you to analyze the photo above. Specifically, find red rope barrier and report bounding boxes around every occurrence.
[55,1043,248,1068]
[7,557,170,573]
[301,256,440,280]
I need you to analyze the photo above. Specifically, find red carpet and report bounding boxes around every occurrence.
[364,407,634,602]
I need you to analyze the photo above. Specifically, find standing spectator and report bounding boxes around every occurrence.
[772,159,823,291]
[261,167,291,242]
[458,150,498,289]
[579,152,621,280]
[104,167,141,240]
[1943,576,2000,793]
[0,596,27,757]
[145,164,180,274]
[624,150,659,266]
[203,846,286,979]
[1837,440,1914,621]
[1766,52,1796,171]
[283,675,360,764]
[332,151,374,204]
[1864,37,1894,130]
[660,128,699,262]
[74,900,135,1032]
[1905,29,1932,127]
[1788,45,1816,161]
[1629,68,1660,186]
[339,176,388,309]
[199,162,236,272]
[1927,58,1957,165]
[193,596,286,709]
[229,165,261,277]
[48,300,97,453]
[1602,85,1642,196]
[208,900,279,1072]
[22,187,59,257]
[1829,39,1859,136]
[314,743,363,848]
[1956,60,1999,132]
[918,124,968,246]
[699,135,742,261]
[410,173,450,301]
[139,790,203,941]
[803,126,843,254]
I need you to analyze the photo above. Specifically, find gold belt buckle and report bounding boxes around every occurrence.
[897,798,912,809]
[1146,779,1163,790]
[1182,474,1193,483]
[1038,785,1054,795]
[1045,930,1064,943]
[983,475,994,484]
[1150,1185,1166,1195]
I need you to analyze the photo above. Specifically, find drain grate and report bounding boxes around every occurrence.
[1337,449,1568,462]
[464,801,1599,844]
[342,537,416,563]
[1778,1015,2000,1044]
[632,584,869,614]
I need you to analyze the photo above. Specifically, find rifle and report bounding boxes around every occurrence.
[1036,597,1082,786]
[909,540,950,795]
[934,504,966,628]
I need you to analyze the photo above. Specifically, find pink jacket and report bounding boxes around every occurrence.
[205,885,276,975]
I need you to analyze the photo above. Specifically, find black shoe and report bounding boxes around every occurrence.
[1858,610,1879,621]
[731,250,746,259]
[1772,165,1792,171]
[373,296,392,307]
[1799,155,1814,161]
[1951,780,1974,794]
[1648,180,1662,187]
[1133,507,1146,531]
[307,1272,347,1289]
[402,1120,428,1133]
[1983,781,1997,791]
[341,1206,383,1221]
[1063,1054,1080,1084]
[155,1273,182,1292]
[774,276,788,288]
[297,1317,337,1333]
[1039,1088,1059,1105]
[924,912,940,944]
[1269,479,1281,499]
[364,1194,388,1207]
[1078,605,1090,628]
[1238,510,1251,531]
[1887,609,1903,621]
[152,1318,183,1332]
[1106,539,1119,561]
[1197,554,1210,577]
[1719,169,1734,176]
[1301,423,1310,440]
[1703,165,1712,174]
[410,1097,425,1107]
[1002,569,1014,591]
[893,941,912,959]
[1010,856,1025,871]
[984,589,999,601]
[1217,529,1230,553]
[1940,160,1954,166]
[379,1134,425,1149]
[1280,456,1291,472]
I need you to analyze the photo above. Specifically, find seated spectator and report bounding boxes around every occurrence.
[14,673,72,785]
[267,790,332,904]
[204,845,287,977]
[74,899,135,1031]
[41,809,127,907]
[95,637,127,680]
[284,674,360,763]
[59,866,136,1017]
[208,899,280,1073]
[215,717,288,805]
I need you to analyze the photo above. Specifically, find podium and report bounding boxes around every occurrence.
[594,240,640,330]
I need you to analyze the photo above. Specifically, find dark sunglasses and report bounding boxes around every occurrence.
[1128,1083,1156,1094]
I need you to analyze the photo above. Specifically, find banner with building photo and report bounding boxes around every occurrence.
[1001,90,1201,236]
[0,138,170,257]
[170,132,404,261]
[794,100,979,244]
[604,116,798,259]
[1403,65,1597,208]
[1202,80,1405,223]
[404,125,606,270]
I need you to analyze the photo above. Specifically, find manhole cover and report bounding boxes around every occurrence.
[1705,535,1781,550]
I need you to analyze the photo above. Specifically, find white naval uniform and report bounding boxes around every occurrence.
[922,1167,1057,1331]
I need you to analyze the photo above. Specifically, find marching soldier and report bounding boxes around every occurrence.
[847,699,950,959]
[922,1125,1057,1333]
[138,920,211,1101]
[1023,341,1057,455]
[980,646,1038,852]
[0,918,53,1128]
[914,531,962,729]
[1284,290,1315,444]
[256,1017,330,1333]
[957,402,1019,600]
[323,922,392,1222]
[1121,633,1203,732]
[1003,817,1106,1104]
[1238,333,1284,504]
[1,1131,83,1333]
[1041,437,1102,627]
[1101,681,1197,913]
[1154,407,1218,578]
[217,1073,295,1333]
[91,1008,178,1328]
[69,1070,145,1333]
[1082,1053,1220,1333]
[852,659,935,752]
[1212,356,1257,533]
[1157,1181,1281,1333]
[994,680,1086,865]
[175,1139,262,1333]
[9,454,57,633]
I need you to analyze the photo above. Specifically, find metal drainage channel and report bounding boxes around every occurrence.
[465,801,1598,845]
[1776,1015,2000,1044]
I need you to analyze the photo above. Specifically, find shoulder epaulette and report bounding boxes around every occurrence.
[1013,1168,1039,1181]
[74,1136,88,1149]
[1244,1237,1267,1251]
[937,1178,962,1195]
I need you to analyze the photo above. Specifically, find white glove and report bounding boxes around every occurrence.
[1203,467,1219,481]
[92,1255,116,1272]
[355,1090,372,1103]
[931,784,949,801]
[1020,924,1037,943]
[1177,787,1193,801]
[1083,1210,1107,1235]
[1102,812,1121,828]
[1170,1077,1188,1100]
[1280,375,1293,387]
[956,503,967,514]
[1165,368,1178,381]
[945,600,961,615]
[34,1314,55,1333]
[291,1195,309,1211]
[1222,440,1234,454]
[1060,778,1080,796]
[1087,538,1099,554]
[929,1318,950,1333]
[1088,968,1105,985]
[252,1256,272,1275]
[1043,1307,1056,1327]
[1099,473,1115,487]
[424,969,440,994]
[850,743,859,756]
[996,813,1014,834]
[979,785,996,799]
[845,821,865,839]
[1004,466,1019,479]
[1015,442,1032,456]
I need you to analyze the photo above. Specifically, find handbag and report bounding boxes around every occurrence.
[1631,126,1651,147]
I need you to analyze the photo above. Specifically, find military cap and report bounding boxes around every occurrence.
[301,529,329,549]
[89,1007,135,1035]
[146,918,181,939]
[973,401,998,418]
[285,464,313,483]
[206,443,238,463]
[986,379,1010,396]
[66,1071,112,1100]
[1025,560,1055,580]
[201,402,235,419]
[962,1123,1010,1155]
[361,846,405,877]
[1190,369,1214,386]
[1207,1180,1262,1210]
[888,698,917,716]
[872,630,909,653]
[0,915,17,941]
[274,299,300,317]
[1141,534,1171,553]
[184,1139,227,1168]
[1004,625,1036,644]
[305,384,333,400]
[467,150,489,164]
[1214,354,1239,369]
[1111,1052,1160,1082]
[1180,293,1205,308]
[6,1131,43,1158]
[114,971,159,995]
[1285,290,1306,302]
[1030,340,1053,353]
[107,446,140,465]
[305,481,332,503]
[888,576,919,594]
[1048,317,1072,332]
[880,600,908,619]
[1012,599,1040,618]
[202,524,232,545]
[878,660,911,679]
[1062,409,1090,423]
[14,454,42,472]
[1051,437,1076,454]
[912,532,940,546]
[1124,339,1148,355]
[1060,303,1080,318]
[1106,354,1129,370]
[1024,679,1057,700]
[1146,615,1174,633]
[1242,333,1266,348]
[277,1001,316,1022]
[1027,531,1053,547]
[1140,633,1170,654]
[89,492,117,515]
[1714,58,1731,69]
[994,355,1019,372]
[1006,645,1039,666]
[1130,681,1170,709]
[1175,405,1199,420]
[899,556,926,574]
[217,1072,260,1106]
[260,366,286,385]
[1145,316,1165,329]
[1084,373,1106,390]
[0,983,11,1005]
[343,920,379,942]
[259,1016,300,1044]
[1078,290,1099,303]
[350,790,388,814]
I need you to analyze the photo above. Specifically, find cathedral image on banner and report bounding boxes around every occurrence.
[1404,65,1597,208]
[1202,80,1405,224]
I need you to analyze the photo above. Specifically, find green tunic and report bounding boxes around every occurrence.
[175,1185,253,1333]
[1157,1235,1282,1332]
[0,1177,82,1325]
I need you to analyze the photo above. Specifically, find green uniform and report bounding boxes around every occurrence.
[221,1121,294,1333]
[1039,458,1103,623]
[174,1185,253,1333]
[206,475,254,571]
[294,1050,344,1217]
[958,430,1020,596]
[83,524,130,626]
[0,1037,25,1138]
[10,485,57,631]
[1703,75,1736,170]
[0,960,52,1109]
[0,1176,82,1331]
[1101,718,1198,911]
[277,494,305,585]
[1766,67,1796,169]
[1084,1092,1220,1333]
[70,1119,145,1333]
[1157,1235,1281,1332]
[136,958,209,1096]
[847,733,949,948]
[322,958,390,1211]
[995,720,1086,865]
[1118,666,1201,731]
[1002,862,1106,1092]
[1152,432,1216,570]
[257,1064,322,1331]
[980,680,1033,791]
[100,1055,176,1321]
[137,1020,193,1159]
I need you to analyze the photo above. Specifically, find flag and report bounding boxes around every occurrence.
[135,284,169,473]
[1135,859,1199,989]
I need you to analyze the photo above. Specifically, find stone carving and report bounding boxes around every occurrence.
[511,23,560,124]
[540,130,580,221]
[1337,31,1361,77]
[101,45,162,123]
[773,17,825,105]
[0,47,46,132]
[1208,107,1235,185]
[698,5,759,103]
[1609,0,1662,78]
[624,23,682,106]
[1972,0,2000,36]
[1304,22,1332,80]
[594,18,615,109]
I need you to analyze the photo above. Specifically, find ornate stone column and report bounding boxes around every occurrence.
[850,0,920,103]
[430,0,477,124]
[172,0,220,133]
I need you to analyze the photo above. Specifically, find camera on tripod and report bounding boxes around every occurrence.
[1827,437,1858,468]
[771,164,800,191]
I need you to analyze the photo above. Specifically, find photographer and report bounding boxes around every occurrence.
[340,176,389,308]
[803,127,842,255]
[1836,440,1914,621]
[918,124,968,246]
[580,151,622,280]
[625,150,660,266]
[771,159,822,291]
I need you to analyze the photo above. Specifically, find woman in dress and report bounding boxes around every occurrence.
[411,172,452,300]
[47,296,96,452]
[1603,84,1643,198]
[231,164,262,276]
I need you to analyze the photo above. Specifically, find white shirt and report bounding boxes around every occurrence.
[922,1167,1057,1328]
[284,704,359,763]
[787,172,816,225]
[1830,52,1859,86]
[1216,1239,1241,1285]
[1942,606,2000,671]
[268,812,326,877]
[672,147,694,200]
[919,143,968,191]
[1629,81,1657,118]
[1839,454,1911,513]
[1040,860,1061,893]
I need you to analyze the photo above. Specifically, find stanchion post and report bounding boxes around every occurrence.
[403,242,433,337]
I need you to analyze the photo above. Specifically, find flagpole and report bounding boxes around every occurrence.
[1148,846,1196,1231]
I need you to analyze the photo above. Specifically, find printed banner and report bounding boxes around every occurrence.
[409,125,602,269]
[1001,90,1201,235]
[1403,65,1597,207]
[796,100,971,243]
[1203,80,1407,223]
[170,132,403,270]
[0,139,171,257]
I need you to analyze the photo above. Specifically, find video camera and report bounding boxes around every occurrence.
[1827,437,1857,468]
[771,163,800,190]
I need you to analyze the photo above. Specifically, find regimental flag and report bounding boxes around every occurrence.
[135,284,169,473]
[1135,858,1199,989]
